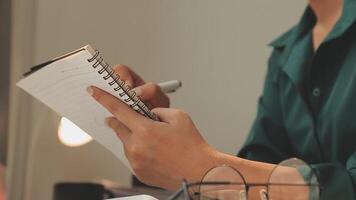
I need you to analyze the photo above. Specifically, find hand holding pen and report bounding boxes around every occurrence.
[111,64,181,109]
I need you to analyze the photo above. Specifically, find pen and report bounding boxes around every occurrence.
[158,80,182,93]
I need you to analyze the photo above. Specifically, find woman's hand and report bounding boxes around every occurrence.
[0,164,6,200]
[87,85,311,198]
[88,86,220,190]
[112,64,170,108]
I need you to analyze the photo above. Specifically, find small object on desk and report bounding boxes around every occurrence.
[106,195,158,200]
[105,186,171,200]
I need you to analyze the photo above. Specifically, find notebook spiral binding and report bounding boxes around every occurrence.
[87,50,159,121]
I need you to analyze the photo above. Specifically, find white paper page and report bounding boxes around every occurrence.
[17,50,132,170]
[107,195,158,200]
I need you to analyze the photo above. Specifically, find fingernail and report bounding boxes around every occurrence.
[87,86,94,96]
[133,87,142,97]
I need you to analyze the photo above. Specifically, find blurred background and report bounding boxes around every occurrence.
[1,0,306,199]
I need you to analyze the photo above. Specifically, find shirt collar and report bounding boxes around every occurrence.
[325,0,356,42]
[269,7,315,49]
[269,0,356,49]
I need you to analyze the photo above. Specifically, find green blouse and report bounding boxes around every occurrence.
[238,1,356,199]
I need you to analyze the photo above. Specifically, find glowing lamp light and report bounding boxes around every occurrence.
[58,117,93,147]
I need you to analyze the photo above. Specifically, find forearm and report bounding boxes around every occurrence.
[214,151,275,184]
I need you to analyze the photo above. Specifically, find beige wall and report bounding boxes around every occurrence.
[9,0,306,200]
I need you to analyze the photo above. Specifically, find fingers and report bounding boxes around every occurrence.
[152,108,189,124]
[106,117,131,143]
[112,65,169,108]
[112,64,145,88]
[112,65,134,87]
[133,83,161,100]
[133,83,170,108]
[88,86,149,130]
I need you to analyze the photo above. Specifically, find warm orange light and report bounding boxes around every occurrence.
[58,117,93,147]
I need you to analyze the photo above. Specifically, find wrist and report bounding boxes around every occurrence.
[188,144,226,182]
[214,153,274,183]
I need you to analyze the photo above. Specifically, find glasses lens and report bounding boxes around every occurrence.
[268,158,319,200]
[199,166,247,200]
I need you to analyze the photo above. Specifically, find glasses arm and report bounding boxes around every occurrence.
[167,180,197,200]
[167,188,184,200]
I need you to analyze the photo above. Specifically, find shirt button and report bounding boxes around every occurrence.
[313,88,321,97]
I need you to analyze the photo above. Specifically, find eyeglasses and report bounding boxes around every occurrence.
[168,158,320,200]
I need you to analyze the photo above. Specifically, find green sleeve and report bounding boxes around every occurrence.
[311,151,356,200]
[238,50,294,163]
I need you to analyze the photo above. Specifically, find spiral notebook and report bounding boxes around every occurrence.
[17,44,159,170]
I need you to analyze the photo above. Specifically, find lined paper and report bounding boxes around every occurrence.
[17,49,132,170]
